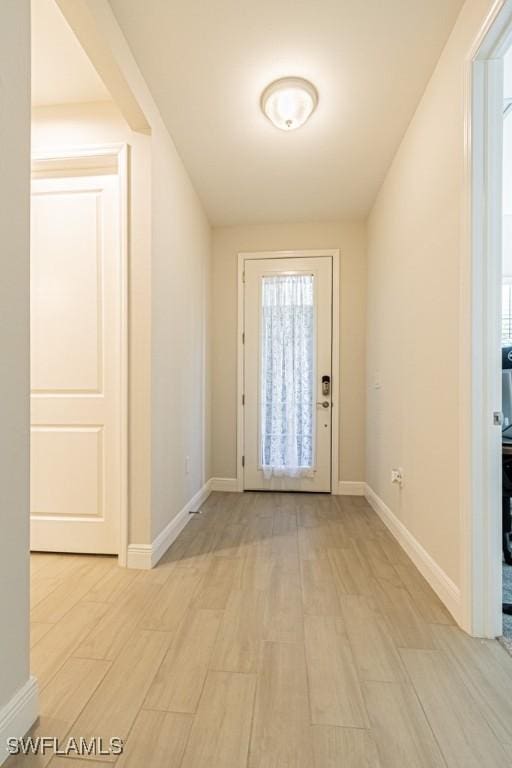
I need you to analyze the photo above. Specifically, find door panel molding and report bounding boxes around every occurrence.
[237,249,340,494]
[30,144,128,565]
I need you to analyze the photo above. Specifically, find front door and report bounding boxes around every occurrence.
[30,170,122,554]
[243,255,333,491]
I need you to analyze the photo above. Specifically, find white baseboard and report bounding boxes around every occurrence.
[364,483,461,624]
[127,479,213,569]
[0,676,38,766]
[210,477,239,492]
[336,481,365,496]
[210,478,365,495]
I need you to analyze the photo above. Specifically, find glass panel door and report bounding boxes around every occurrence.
[260,274,315,477]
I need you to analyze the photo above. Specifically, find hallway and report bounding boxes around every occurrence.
[19,492,512,767]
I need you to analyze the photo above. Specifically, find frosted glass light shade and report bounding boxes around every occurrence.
[261,77,318,131]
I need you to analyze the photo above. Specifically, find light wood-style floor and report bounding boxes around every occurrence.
[10,491,512,767]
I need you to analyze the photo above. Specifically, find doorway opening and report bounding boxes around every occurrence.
[30,147,128,561]
[30,0,131,563]
[500,45,512,649]
[464,0,512,639]
[237,250,340,494]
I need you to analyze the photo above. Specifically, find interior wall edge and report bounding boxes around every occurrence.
[127,478,213,569]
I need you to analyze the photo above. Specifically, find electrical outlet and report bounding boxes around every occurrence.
[391,468,403,487]
[185,455,190,475]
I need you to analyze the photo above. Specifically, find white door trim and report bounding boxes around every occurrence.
[237,249,340,494]
[461,1,512,636]
[31,144,129,566]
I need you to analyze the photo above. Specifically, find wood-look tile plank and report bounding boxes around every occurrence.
[250,641,313,768]
[375,530,412,566]
[144,608,222,713]
[31,557,114,624]
[228,491,256,526]
[174,528,217,571]
[270,530,300,565]
[213,523,246,558]
[83,564,140,604]
[304,615,369,727]
[240,518,274,591]
[31,602,109,689]
[180,670,256,768]
[30,552,60,575]
[340,594,408,682]
[74,581,162,660]
[432,624,512,745]
[353,539,403,587]
[272,504,297,536]
[134,553,181,585]
[154,526,198,568]
[30,554,81,580]
[401,648,509,767]
[30,622,54,648]
[327,520,352,549]
[263,563,304,642]
[300,556,342,616]
[328,546,375,596]
[30,576,62,610]
[192,556,242,610]
[298,525,331,561]
[68,630,171,761]
[48,759,111,768]
[333,504,375,540]
[116,710,192,768]
[140,566,203,631]
[210,589,266,673]
[296,498,323,528]
[311,725,381,768]
[394,562,454,625]
[364,680,446,768]
[373,577,435,650]
[316,495,344,521]
[250,492,276,519]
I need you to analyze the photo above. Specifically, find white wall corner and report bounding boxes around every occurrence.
[336,481,366,496]
[364,484,462,625]
[210,478,240,493]
[0,676,38,766]
[126,479,213,569]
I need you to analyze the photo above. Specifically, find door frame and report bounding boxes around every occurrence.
[31,143,129,566]
[461,0,512,636]
[236,249,340,494]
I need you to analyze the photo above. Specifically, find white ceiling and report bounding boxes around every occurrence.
[108,0,465,226]
[32,0,110,107]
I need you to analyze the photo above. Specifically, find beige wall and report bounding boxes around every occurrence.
[149,118,211,539]
[0,0,32,727]
[87,0,213,543]
[211,221,366,483]
[366,0,493,587]
[31,101,153,545]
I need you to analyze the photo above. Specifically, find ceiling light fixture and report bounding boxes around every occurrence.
[261,77,318,131]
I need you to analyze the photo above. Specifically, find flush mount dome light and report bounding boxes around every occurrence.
[261,77,318,131]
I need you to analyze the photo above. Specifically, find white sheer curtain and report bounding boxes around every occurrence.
[260,274,315,478]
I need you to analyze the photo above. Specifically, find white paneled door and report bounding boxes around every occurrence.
[243,256,333,491]
[30,171,122,554]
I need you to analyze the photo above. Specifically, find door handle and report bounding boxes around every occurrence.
[317,401,330,409]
